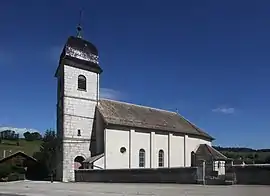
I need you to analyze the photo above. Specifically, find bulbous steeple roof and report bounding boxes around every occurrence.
[59,35,102,74]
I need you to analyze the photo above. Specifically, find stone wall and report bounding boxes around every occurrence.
[233,165,270,185]
[75,167,197,184]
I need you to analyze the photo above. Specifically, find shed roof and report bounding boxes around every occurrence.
[195,144,228,161]
[97,99,214,140]
[83,153,104,164]
[0,151,37,164]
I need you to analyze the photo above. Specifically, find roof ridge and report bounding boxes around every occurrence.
[210,145,228,158]
[100,98,177,114]
[205,144,227,159]
[0,151,37,162]
[205,144,214,155]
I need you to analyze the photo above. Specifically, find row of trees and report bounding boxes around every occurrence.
[0,130,43,142]
[214,146,270,153]
[214,146,270,164]
[0,130,19,140]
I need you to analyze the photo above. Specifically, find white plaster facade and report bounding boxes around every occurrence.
[101,128,211,170]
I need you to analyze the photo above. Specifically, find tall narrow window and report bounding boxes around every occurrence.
[78,75,86,91]
[139,149,145,168]
[77,129,81,136]
[158,149,164,167]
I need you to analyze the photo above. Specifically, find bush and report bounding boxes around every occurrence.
[0,163,13,178]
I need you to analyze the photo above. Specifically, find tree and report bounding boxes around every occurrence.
[23,132,31,140]
[30,129,58,180]
[24,131,42,141]
[43,129,56,142]
[265,155,270,164]
[31,132,42,140]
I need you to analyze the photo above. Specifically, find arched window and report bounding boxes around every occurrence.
[158,149,164,167]
[78,75,86,91]
[139,149,145,168]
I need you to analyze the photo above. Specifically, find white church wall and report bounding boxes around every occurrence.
[93,156,104,169]
[103,127,212,170]
[105,128,130,169]
[150,132,155,168]
[154,133,169,168]
[63,65,98,100]
[170,134,185,167]
[185,136,212,167]
[131,131,151,168]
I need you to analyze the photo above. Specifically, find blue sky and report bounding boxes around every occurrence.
[0,0,270,149]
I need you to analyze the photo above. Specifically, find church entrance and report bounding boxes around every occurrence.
[74,156,85,170]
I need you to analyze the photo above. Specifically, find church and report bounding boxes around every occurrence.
[55,27,220,182]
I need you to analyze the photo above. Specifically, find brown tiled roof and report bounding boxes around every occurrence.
[97,99,214,140]
[195,144,228,161]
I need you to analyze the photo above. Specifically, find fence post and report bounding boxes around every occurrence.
[202,160,206,185]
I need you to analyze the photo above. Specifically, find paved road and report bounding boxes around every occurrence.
[0,181,269,196]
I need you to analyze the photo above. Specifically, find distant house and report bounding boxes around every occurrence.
[233,159,246,166]
[0,151,37,170]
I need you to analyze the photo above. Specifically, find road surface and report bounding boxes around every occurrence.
[0,181,269,196]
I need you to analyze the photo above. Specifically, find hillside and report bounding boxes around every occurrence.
[214,146,270,164]
[0,139,42,159]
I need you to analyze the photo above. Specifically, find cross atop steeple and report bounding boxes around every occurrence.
[76,10,83,38]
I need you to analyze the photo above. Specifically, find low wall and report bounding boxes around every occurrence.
[75,167,198,184]
[233,165,270,185]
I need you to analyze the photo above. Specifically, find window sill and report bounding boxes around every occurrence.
[77,88,87,92]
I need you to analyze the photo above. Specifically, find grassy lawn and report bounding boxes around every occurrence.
[0,139,42,159]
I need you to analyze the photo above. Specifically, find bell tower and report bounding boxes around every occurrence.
[55,23,102,182]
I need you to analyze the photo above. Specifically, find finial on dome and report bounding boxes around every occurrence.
[76,10,83,38]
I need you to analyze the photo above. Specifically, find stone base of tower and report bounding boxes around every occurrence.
[58,140,91,182]
[62,166,75,182]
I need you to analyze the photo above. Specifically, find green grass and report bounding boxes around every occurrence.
[0,139,42,159]
[220,151,270,163]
